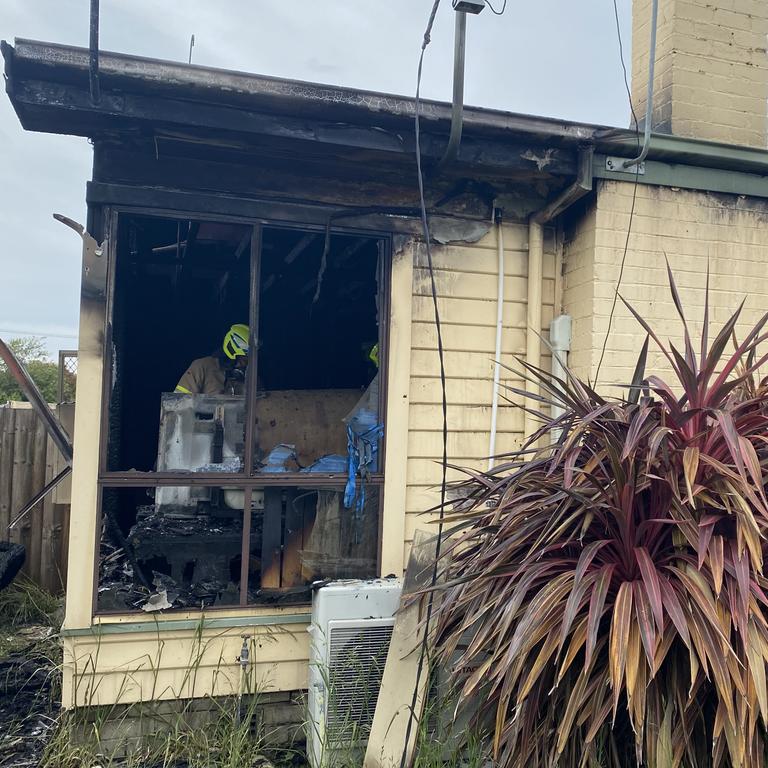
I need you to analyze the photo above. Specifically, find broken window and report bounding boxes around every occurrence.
[97,214,386,612]
[97,485,246,612]
[107,216,252,472]
[250,487,380,598]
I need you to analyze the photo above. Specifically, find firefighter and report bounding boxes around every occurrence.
[175,323,250,395]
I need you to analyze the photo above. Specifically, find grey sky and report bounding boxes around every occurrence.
[0,0,633,357]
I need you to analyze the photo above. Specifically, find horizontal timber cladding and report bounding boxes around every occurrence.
[404,222,556,559]
[62,619,310,708]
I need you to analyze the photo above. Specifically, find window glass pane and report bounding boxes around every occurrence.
[247,485,379,605]
[253,228,383,474]
[107,215,251,472]
[97,486,248,612]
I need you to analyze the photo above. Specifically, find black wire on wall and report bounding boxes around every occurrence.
[400,0,449,765]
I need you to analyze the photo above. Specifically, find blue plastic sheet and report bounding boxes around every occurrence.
[301,454,348,473]
[344,417,384,513]
[258,443,297,473]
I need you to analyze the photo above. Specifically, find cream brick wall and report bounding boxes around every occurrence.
[564,179,768,391]
[632,0,768,148]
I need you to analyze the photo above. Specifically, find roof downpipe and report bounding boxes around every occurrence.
[524,147,593,441]
[437,10,468,169]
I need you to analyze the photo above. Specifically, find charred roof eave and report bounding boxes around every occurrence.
[2,40,591,187]
[5,38,768,181]
[3,38,605,142]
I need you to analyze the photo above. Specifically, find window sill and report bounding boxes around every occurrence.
[63,607,313,637]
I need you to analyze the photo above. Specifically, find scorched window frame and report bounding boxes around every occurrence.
[93,205,391,615]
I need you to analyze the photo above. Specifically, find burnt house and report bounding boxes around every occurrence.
[4,0,768,735]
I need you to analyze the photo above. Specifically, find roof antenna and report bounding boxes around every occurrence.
[88,0,101,104]
[188,34,195,64]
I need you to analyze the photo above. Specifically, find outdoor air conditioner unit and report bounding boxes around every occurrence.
[307,578,403,768]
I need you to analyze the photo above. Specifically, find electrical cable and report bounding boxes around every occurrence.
[613,0,639,133]
[0,328,78,340]
[594,0,642,385]
[399,1,449,766]
[484,0,508,14]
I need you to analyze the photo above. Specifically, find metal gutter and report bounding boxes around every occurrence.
[533,147,594,223]
[3,38,600,142]
[61,612,312,637]
[594,155,768,199]
[599,133,768,176]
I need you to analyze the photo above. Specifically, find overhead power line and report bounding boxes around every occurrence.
[484,0,508,14]
[595,0,643,385]
[0,327,78,340]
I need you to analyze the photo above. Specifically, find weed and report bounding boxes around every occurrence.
[0,582,62,766]
[1,580,488,767]
[37,694,275,768]
[0,577,61,628]
[411,674,489,768]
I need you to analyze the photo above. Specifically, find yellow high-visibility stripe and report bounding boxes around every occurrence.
[174,385,192,394]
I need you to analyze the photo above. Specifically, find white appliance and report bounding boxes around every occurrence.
[307,578,403,768]
[155,393,246,515]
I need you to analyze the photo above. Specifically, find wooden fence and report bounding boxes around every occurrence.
[0,404,70,593]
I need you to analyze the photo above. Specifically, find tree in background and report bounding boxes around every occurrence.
[0,337,59,403]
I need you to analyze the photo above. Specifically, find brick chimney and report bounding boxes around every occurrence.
[632,0,768,148]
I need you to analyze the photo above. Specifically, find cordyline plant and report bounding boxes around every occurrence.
[431,267,768,768]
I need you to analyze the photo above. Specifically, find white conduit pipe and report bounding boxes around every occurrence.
[488,209,504,471]
[524,220,544,441]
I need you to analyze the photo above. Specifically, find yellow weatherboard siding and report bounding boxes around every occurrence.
[403,224,556,561]
[64,185,768,707]
[563,180,768,393]
[62,224,555,707]
[62,622,309,707]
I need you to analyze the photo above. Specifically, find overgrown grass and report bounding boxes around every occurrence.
[39,694,275,768]
[0,577,61,667]
[0,576,61,628]
[0,579,489,767]
[412,674,489,768]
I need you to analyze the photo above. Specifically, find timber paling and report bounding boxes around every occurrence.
[0,404,69,593]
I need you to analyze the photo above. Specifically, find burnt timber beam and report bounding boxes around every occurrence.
[10,77,577,179]
[91,145,512,217]
[85,182,501,243]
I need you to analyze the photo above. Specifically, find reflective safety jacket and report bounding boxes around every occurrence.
[174,356,244,395]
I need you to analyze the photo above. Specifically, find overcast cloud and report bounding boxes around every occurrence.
[0,0,633,356]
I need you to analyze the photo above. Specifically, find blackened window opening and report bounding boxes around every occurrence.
[109,215,251,472]
[99,213,385,613]
[257,227,380,391]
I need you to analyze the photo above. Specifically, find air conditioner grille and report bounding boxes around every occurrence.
[326,624,393,742]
